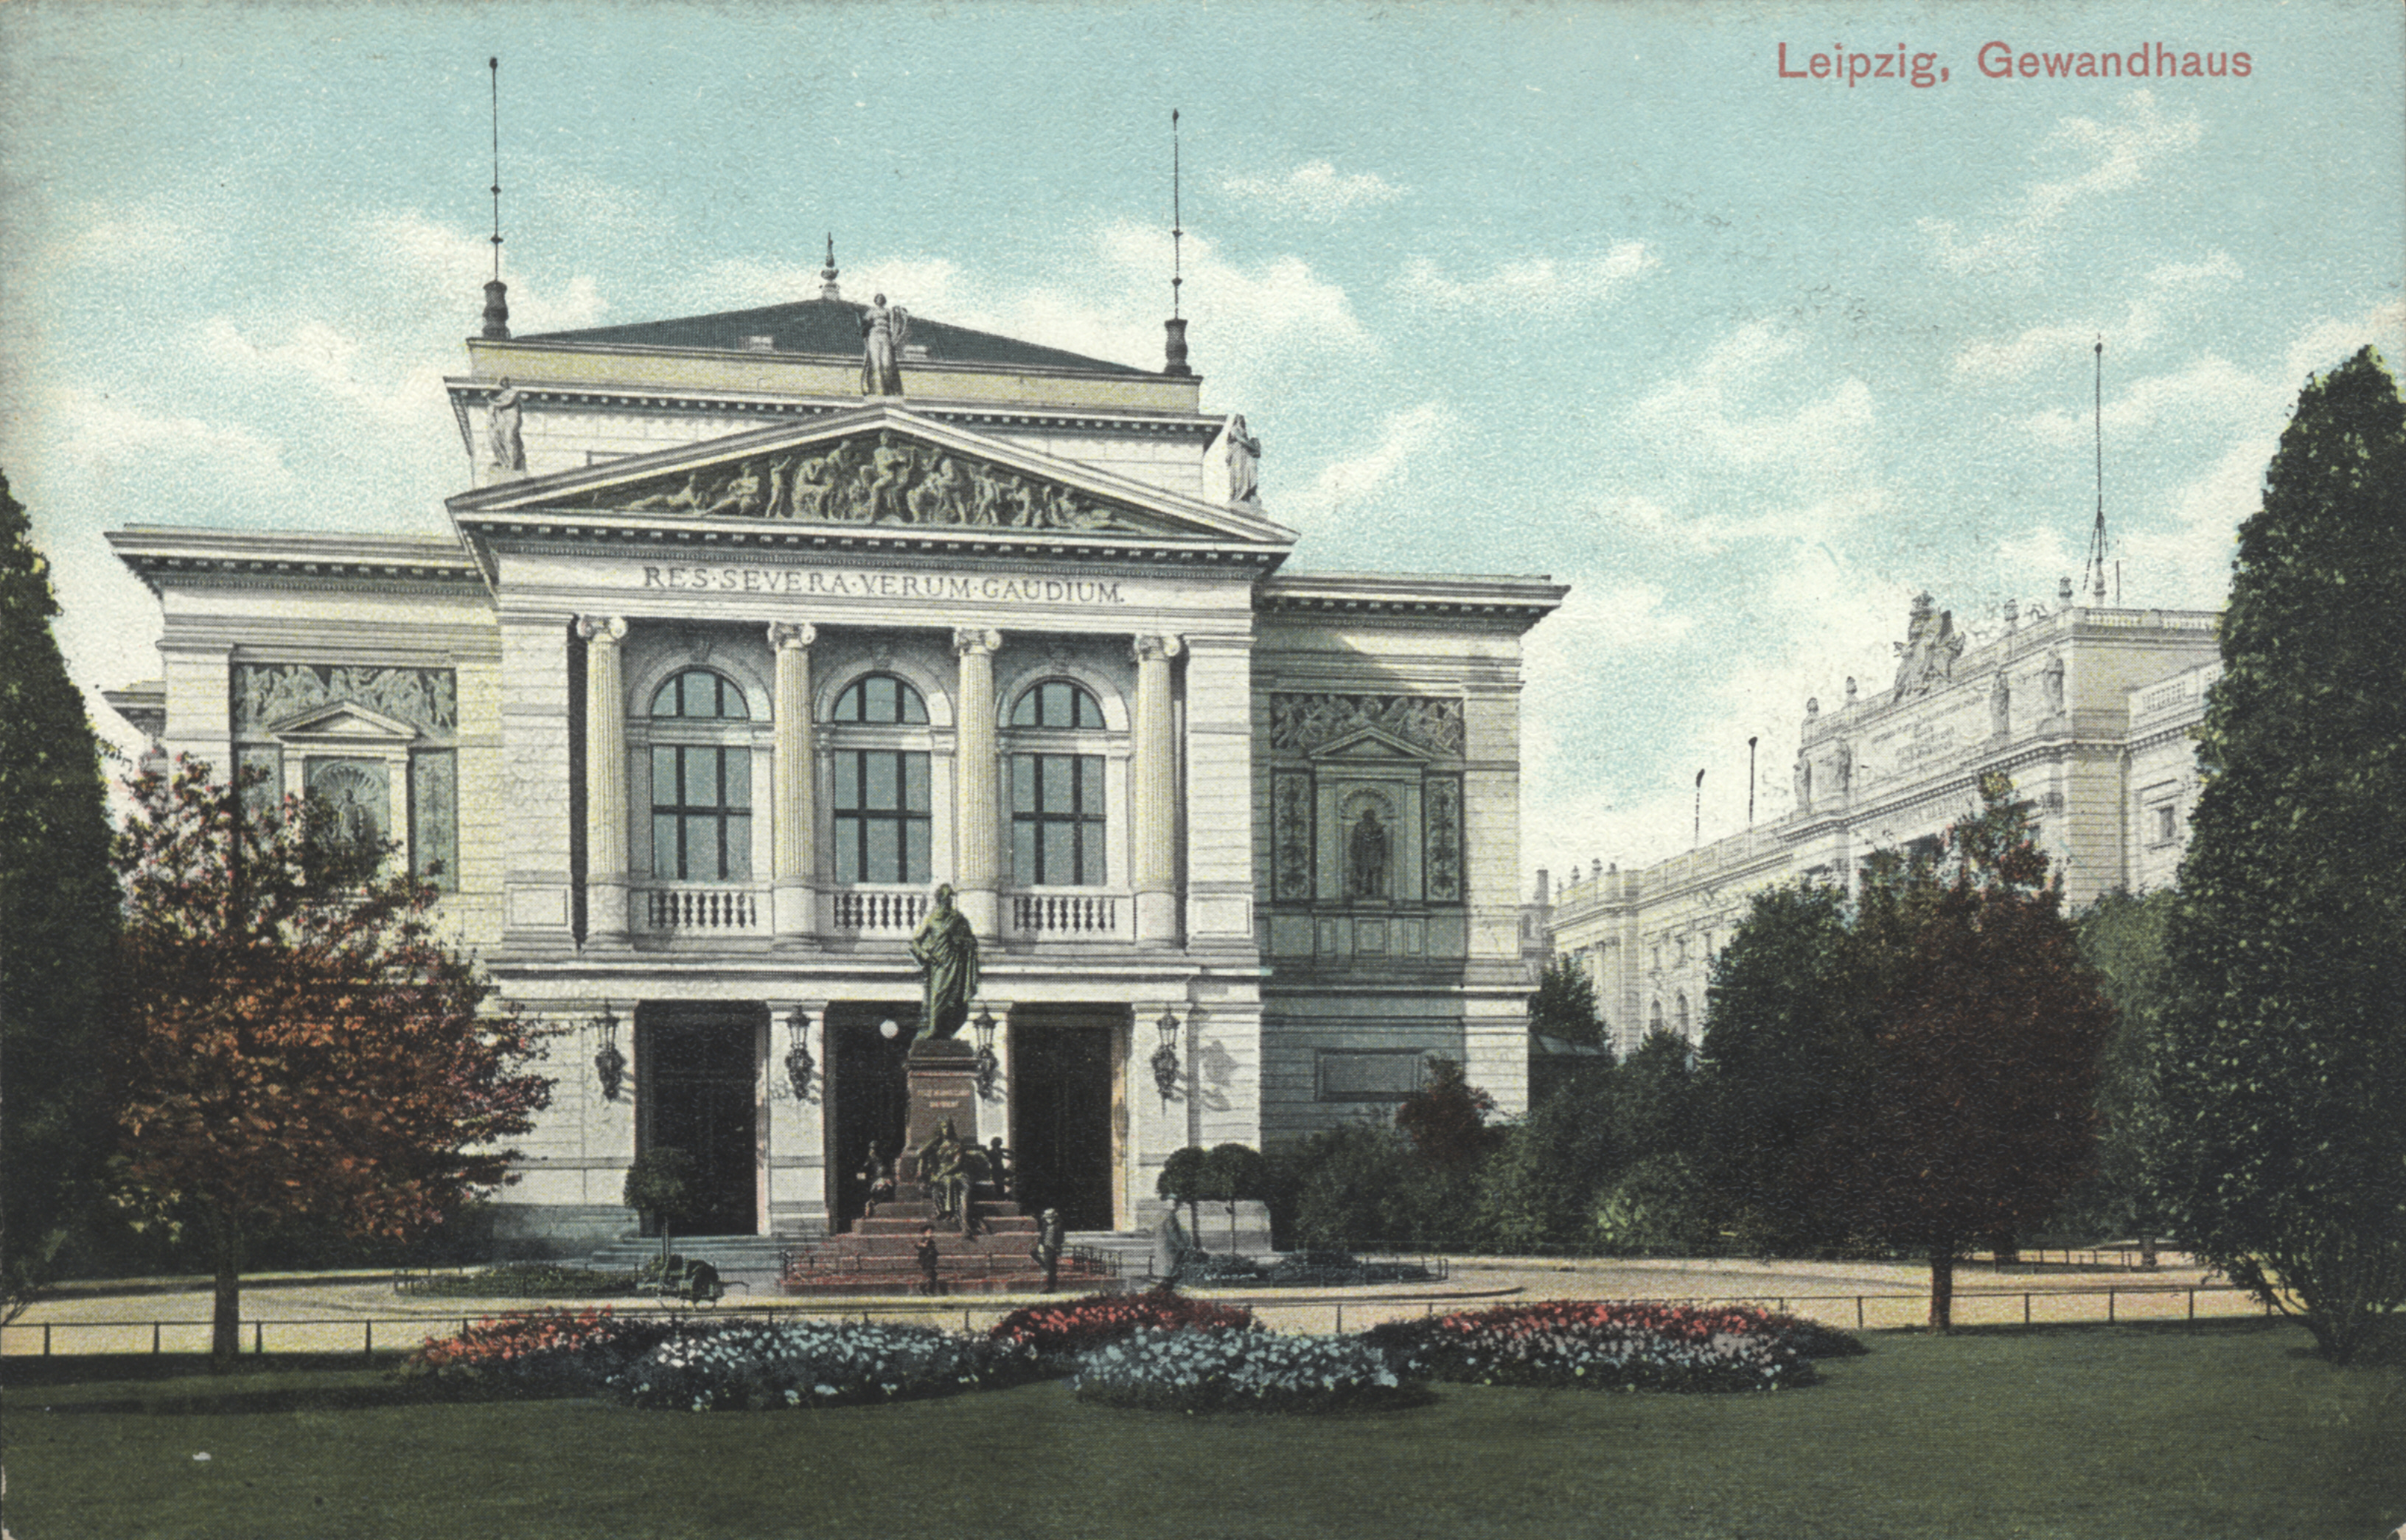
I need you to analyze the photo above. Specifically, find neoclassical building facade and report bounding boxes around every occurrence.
[105,281,1562,1246]
[1540,593,2220,1059]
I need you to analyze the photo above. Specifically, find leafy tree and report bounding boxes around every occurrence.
[624,1147,702,1266]
[1696,883,1862,1254]
[1394,1056,1497,1168]
[0,472,121,1319]
[2060,888,2179,1252]
[1156,1145,1211,1236]
[1199,1143,1268,1253]
[111,759,552,1362]
[1603,1028,1700,1169]
[1796,774,2112,1328]
[1273,1123,1426,1250]
[1478,1063,1619,1253]
[1527,955,1605,1048]
[1591,1154,1715,1257]
[2152,346,2406,1365]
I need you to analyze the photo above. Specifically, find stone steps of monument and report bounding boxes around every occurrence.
[584,1236,807,1275]
[780,1256,1115,1297]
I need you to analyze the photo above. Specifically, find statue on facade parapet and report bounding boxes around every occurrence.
[861,293,910,396]
[485,379,525,472]
[1891,593,1965,702]
[1223,414,1261,504]
[908,882,980,1044]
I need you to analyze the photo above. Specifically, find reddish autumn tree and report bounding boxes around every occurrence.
[110,758,552,1362]
[1797,773,2112,1329]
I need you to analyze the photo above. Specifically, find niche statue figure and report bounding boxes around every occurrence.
[908,883,980,1044]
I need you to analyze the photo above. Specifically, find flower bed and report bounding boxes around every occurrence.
[989,1288,1257,1364]
[612,1318,1043,1412]
[1360,1301,1846,1393]
[1072,1325,1418,1414]
[400,1307,673,1398]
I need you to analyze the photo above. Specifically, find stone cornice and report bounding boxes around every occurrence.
[107,528,484,596]
[444,376,1229,442]
[1255,572,1568,630]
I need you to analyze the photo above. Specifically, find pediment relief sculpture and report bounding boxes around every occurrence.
[595,431,1167,534]
[235,663,458,739]
[1269,692,1466,759]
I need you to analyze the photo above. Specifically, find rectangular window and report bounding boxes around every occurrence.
[649,745,751,881]
[2152,804,2180,845]
[1316,1050,1428,1103]
[1011,753,1105,886]
[832,749,930,885]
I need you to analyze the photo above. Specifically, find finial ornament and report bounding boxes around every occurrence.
[820,235,841,301]
[1164,108,1193,377]
[480,58,510,339]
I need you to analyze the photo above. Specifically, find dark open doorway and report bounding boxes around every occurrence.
[638,1006,762,1236]
[1010,1014,1120,1232]
[825,1002,915,1232]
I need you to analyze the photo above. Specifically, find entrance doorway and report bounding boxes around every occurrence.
[638,1006,762,1236]
[825,1002,915,1231]
[1011,1012,1121,1232]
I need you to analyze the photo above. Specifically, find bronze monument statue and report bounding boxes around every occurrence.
[908,882,980,1043]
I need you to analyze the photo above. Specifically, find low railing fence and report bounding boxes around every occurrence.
[832,888,927,933]
[641,885,763,931]
[2,1283,2273,1358]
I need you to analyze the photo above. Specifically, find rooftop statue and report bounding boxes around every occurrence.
[1890,593,1965,702]
[861,293,910,397]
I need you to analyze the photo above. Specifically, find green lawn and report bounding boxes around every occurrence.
[4,1320,2399,1539]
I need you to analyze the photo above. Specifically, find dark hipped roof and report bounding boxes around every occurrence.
[520,296,1154,377]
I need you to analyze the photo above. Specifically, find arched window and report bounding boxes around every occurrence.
[646,671,750,881]
[833,673,928,725]
[1676,992,1690,1036]
[829,673,930,885]
[1008,678,1107,887]
[1649,998,1664,1034]
[1011,680,1103,728]
[651,669,749,720]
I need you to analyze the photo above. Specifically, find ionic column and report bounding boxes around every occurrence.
[578,616,630,945]
[952,627,1003,936]
[768,622,818,938]
[1132,634,1182,941]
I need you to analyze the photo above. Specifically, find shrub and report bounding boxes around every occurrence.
[405,1262,636,1299]
[613,1318,1041,1412]
[1591,1154,1719,1256]
[1360,1300,1832,1392]
[989,1286,1255,1363]
[1072,1325,1418,1414]
[400,1307,672,1398]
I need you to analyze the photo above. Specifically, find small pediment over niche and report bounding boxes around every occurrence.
[1317,728,1426,761]
[263,701,421,745]
[578,428,1180,536]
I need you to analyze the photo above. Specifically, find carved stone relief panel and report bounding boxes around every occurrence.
[1271,772,1314,902]
[1423,774,1462,904]
[235,663,458,738]
[304,756,390,849]
[412,750,458,891]
[1269,693,1464,758]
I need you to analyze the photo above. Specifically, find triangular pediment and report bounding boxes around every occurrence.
[265,701,420,743]
[1317,728,1428,761]
[448,405,1295,548]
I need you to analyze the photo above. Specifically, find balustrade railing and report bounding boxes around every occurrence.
[641,885,764,932]
[1009,891,1122,936]
[834,888,928,934]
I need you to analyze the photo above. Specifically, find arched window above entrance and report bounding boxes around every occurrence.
[1011,679,1103,729]
[832,673,928,725]
[652,668,750,721]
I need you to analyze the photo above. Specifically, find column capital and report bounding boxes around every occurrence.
[576,615,628,644]
[767,621,819,652]
[1132,634,1185,663]
[953,627,1003,658]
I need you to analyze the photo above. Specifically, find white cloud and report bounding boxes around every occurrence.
[1922,91,2203,275]
[1618,323,1878,525]
[2021,352,2270,445]
[1952,249,2242,383]
[1395,242,1655,316]
[42,385,295,496]
[1280,403,1454,524]
[1218,160,1405,220]
[355,210,611,335]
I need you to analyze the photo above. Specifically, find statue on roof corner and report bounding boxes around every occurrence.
[1889,592,1964,702]
[1223,414,1260,504]
[861,293,910,397]
[485,378,525,473]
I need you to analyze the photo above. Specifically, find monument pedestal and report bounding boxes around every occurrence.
[896,1037,980,1185]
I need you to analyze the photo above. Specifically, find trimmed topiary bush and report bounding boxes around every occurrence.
[1072,1325,1418,1414]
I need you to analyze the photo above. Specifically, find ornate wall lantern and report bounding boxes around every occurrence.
[972,1006,1000,1099]
[784,1008,815,1101]
[592,1003,626,1103]
[1150,1008,1182,1104]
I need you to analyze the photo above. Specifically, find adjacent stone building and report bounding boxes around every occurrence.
[104,274,1562,1247]
[1540,592,2219,1059]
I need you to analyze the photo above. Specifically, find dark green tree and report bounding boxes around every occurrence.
[2152,346,2406,1365]
[624,1147,702,1267]
[1156,1145,1211,1236]
[1199,1143,1268,1253]
[1696,882,1863,1254]
[1797,775,2112,1328]
[1476,1062,1619,1253]
[1394,1056,1497,1168]
[2060,888,2179,1253]
[1603,1027,1700,1169]
[1527,955,1605,1048]
[0,473,121,1318]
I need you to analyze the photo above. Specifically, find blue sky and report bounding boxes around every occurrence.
[5,1,2399,877]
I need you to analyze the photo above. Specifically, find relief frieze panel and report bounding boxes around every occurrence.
[235,663,458,737]
[1269,693,1465,759]
[592,431,1171,534]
